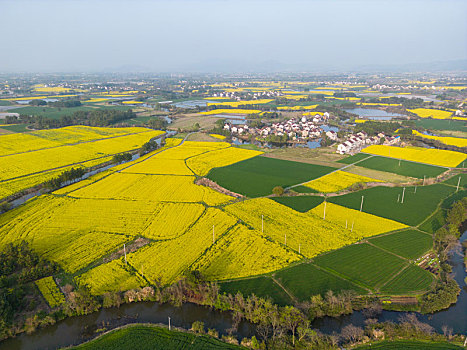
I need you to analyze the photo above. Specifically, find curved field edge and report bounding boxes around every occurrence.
[66,323,244,349]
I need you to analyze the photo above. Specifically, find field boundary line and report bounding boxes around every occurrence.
[270,276,298,304]
[310,262,373,293]
[287,154,375,190]
[377,263,410,291]
[365,241,410,262]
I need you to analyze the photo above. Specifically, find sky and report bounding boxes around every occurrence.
[1,0,466,73]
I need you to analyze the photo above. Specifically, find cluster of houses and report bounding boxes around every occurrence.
[224,113,337,141]
[211,90,282,100]
[336,132,400,155]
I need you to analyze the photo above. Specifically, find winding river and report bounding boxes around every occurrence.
[0,232,465,349]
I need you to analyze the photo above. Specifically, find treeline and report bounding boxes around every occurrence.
[0,242,59,338]
[6,109,136,129]
[112,153,132,164]
[43,167,86,190]
[363,96,425,108]
[419,197,467,313]
[29,99,82,108]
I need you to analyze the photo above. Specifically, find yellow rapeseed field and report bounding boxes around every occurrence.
[277,105,317,110]
[69,173,232,206]
[362,145,466,168]
[76,258,147,295]
[206,99,273,107]
[408,108,453,120]
[186,147,262,176]
[35,276,66,307]
[309,202,407,237]
[200,108,262,115]
[0,196,131,273]
[209,134,226,140]
[224,198,370,258]
[193,224,301,280]
[304,171,382,193]
[412,130,467,148]
[127,208,238,285]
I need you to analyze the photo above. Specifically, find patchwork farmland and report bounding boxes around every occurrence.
[0,125,464,329]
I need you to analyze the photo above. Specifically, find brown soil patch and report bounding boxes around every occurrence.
[196,177,244,199]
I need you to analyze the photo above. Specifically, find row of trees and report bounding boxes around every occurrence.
[419,197,467,313]
[6,109,136,129]
[43,167,86,190]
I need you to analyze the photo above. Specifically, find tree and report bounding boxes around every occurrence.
[341,324,364,344]
[272,186,284,196]
[280,306,305,346]
[191,320,204,333]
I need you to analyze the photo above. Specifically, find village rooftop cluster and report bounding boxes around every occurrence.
[224,113,337,141]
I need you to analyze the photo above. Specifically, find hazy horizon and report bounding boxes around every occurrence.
[1,0,467,73]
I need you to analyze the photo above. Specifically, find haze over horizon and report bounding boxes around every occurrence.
[1,0,467,73]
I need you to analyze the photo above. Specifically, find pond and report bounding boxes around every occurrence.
[171,100,219,108]
[345,108,405,120]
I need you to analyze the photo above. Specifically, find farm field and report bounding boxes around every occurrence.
[76,258,147,295]
[412,130,467,148]
[224,198,384,258]
[303,170,382,193]
[368,229,433,259]
[0,127,164,200]
[219,277,292,306]
[127,208,238,285]
[379,264,435,294]
[72,324,243,350]
[272,195,323,212]
[186,146,263,176]
[407,108,454,120]
[309,202,408,237]
[328,184,455,226]
[362,145,466,168]
[274,263,367,301]
[353,155,447,178]
[354,340,464,349]
[35,276,66,308]
[193,224,300,280]
[415,118,467,132]
[313,244,423,291]
[207,156,335,197]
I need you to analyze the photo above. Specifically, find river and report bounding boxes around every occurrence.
[0,234,465,349]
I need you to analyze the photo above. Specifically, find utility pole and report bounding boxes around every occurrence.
[423,175,426,186]
[299,244,301,254]
[401,187,405,204]
[414,186,417,194]
[456,176,461,192]
[345,220,348,229]
[398,158,401,166]
[360,196,364,212]
[168,316,171,331]
[351,221,354,232]
[397,194,400,202]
